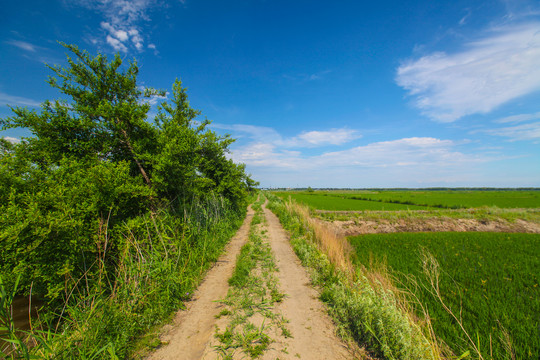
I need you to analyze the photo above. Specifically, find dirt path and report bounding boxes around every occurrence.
[260,203,358,360]
[147,201,359,359]
[147,206,254,360]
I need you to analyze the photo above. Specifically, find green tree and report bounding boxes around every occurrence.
[0,43,257,301]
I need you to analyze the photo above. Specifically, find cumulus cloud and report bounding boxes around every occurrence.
[397,23,540,122]
[214,124,491,187]
[75,0,157,52]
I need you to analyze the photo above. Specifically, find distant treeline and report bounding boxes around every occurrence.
[270,187,540,191]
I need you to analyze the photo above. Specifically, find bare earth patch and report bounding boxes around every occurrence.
[323,217,540,236]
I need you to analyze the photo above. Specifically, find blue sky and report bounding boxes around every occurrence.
[1,0,539,188]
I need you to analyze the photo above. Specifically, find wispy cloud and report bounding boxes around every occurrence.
[283,69,333,83]
[74,0,157,52]
[296,129,360,146]
[0,92,41,107]
[396,23,540,122]
[483,122,540,141]
[5,40,37,52]
[495,111,540,123]
[212,124,360,148]
[459,8,471,26]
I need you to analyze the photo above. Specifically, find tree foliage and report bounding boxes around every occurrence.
[0,43,258,301]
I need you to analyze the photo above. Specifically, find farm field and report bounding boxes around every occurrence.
[274,190,540,210]
[273,192,431,211]
[327,190,540,209]
[349,232,540,359]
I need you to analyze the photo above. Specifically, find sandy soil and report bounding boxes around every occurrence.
[324,217,540,236]
[147,202,361,359]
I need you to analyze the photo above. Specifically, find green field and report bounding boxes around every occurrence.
[334,190,540,209]
[273,192,431,211]
[274,190,540,210]
[349,232,540,359]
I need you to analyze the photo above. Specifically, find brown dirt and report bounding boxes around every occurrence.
[147,202,362,359]
[260,203,362,360]
[323,217,540,236]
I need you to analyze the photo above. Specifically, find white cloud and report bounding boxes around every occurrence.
[495,111,540,123]
[297,129,360,146]
[0,92,41,107]
[3,136,21,144]
[6,40,36,52]
[100,21,142,52]
[212,123,360,148]
[483,122,540,141]
[76,0,157,52]
[228,132,489,187]
[214,123,492,187]
[316,137,466,168]
[211,124,286,144]
[397,23,540,122]
[106,34,128,52]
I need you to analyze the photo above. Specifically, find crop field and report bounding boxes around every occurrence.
[349,232,540,359]
[274,190,540,210]
[329,190,540,209]
[273,192,431,211]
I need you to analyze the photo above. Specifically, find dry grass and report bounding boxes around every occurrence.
[284,199,355,278]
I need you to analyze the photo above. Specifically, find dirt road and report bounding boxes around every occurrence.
[147,205,254,360]
[147,201,359,360]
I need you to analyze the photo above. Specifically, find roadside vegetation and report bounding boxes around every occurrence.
[350,232,540,359]
[0,44,257,358]
[266,193,436,360]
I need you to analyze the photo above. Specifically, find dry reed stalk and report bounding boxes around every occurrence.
[286,200,355,278]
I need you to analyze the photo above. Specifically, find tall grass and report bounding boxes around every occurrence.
[0,196,246,359]
[266,193,436,360]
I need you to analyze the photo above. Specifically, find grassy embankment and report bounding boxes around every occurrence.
[266,192,436,360]
[1,198,249,359]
